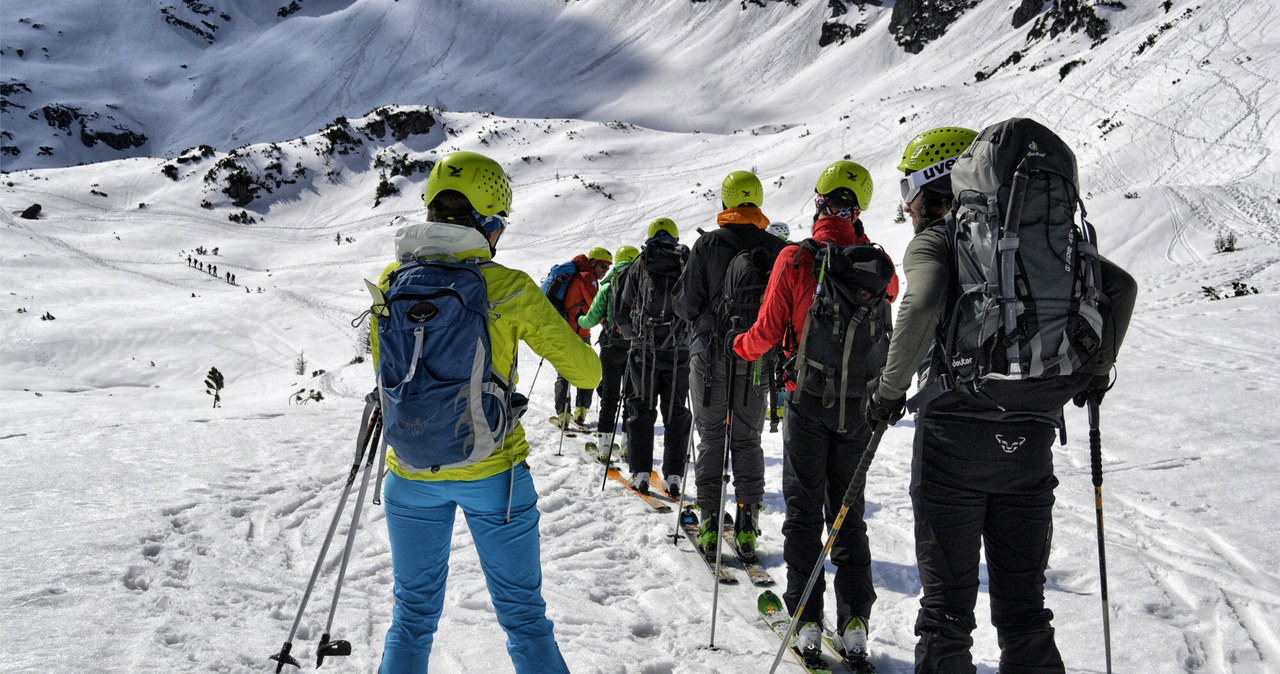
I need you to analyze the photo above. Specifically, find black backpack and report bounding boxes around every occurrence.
[790,240,896,432]
[622,239,689,351]
[923,117,1104,414]
[712,230,778,358]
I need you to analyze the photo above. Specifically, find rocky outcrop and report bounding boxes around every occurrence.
[889,0,981,54]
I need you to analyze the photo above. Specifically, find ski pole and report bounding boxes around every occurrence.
[315,413,383,667]
[600,349,634,491]
[709,337,739,649]
[526,357,545,398]
[270,401,380,673]
[670,383,698,545]
[1088,399,1113,674]
[768,423,886,674]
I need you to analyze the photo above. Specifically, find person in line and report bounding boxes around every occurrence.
[673,170,787,557]
[864,126,1137,673]
[732,162,898,661]
[550,247,612,428]
[577,244,641,452]
[372,151,601,674]
[614,218,693,495]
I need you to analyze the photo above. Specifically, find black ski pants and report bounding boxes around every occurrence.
[691,349,768,519]
[625,347,692,479]
[780,390,876,628]
[911,415,1065,674]
[595,342,629,434]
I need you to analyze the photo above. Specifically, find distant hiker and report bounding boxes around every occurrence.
[543,247,612,429]
[370,151,600,674]
[864,123,1137,673]
[732,161,897,663]
[613,218,692,495]
[225,271,231,283]
[673,169,787,559]
[231,273,236,285]
[577,244,640,450]
[187,255,192,266]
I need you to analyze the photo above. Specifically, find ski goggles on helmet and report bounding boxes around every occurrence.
[899,155,959,203]
[815,192,858,222]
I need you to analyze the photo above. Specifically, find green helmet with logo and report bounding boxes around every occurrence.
[646,217,679,240]
[814,160,873,210]
[721,170,764,208]
[424,151,512,216]
[587,247,613,264]
[614,245,640,265]
[897,127,978,173]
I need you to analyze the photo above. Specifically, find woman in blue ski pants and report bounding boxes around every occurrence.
[379,465,570,674]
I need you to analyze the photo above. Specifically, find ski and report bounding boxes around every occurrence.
[548,416,577,437]
[757,590,836,674]
[678,508,737,584]
[605,467,671,512]
[727,535,777,587]
[821,632,876,674]
[585,440,620,467]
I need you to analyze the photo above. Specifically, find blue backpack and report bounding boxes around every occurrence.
[374,259,513,473]
[540,260,578,317]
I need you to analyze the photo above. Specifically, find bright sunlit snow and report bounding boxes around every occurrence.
[2,1,1278,673]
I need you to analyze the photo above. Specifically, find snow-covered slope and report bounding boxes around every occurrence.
[2,1,1279,672]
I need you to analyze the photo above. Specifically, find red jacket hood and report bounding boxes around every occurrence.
[811,215,869,246]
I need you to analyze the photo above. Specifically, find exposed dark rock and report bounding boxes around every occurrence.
[890,0,980,54]
[20,203,41,219]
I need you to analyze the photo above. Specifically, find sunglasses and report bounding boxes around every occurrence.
[899,155,960,203]
[475,211,508,234]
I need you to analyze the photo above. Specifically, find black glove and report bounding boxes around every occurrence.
[725,328,747,356]
[862,378,905,428]
[1072,373,1112,408]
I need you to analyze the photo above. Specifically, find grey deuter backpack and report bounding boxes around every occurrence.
[929,117,1105,413]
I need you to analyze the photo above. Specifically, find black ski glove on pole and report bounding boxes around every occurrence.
[862,378,905,427]
[1073,373,1112,408]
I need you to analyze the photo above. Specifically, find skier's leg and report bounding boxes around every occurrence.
[984,430,1063,674]
[780,391,830,623]
[462,465,569,674]
[911,417,985,674]
[727,364,768,507]
[829,409,877,625]
[690,351,727,516]
[380,473,456,673]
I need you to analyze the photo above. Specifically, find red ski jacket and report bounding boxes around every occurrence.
[732,215,899,390]
[563,254,601,339]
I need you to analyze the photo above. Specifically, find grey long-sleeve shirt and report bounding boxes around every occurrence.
[877,223,1139,409]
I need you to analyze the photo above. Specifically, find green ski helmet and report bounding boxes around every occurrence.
[614,245,640,265]
[897,127,978,173]
[814,160,873,210]
[721,171,764,208]
[646,217,679,240]
[424,151,512,217]
[587,247,613,264]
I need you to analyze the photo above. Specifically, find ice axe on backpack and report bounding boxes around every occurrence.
[767,422,886,674]
[270,397,382,672]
